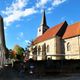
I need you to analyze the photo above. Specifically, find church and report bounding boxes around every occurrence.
[29,10,80,60]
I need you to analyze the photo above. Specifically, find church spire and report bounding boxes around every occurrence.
[37,10,49,37]
[40,10,47,26]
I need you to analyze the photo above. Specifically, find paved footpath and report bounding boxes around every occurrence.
[0,66,80,80]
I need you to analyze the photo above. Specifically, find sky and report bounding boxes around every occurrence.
[0,0,80,49]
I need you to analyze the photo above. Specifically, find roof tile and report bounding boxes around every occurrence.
[62,22,80,39]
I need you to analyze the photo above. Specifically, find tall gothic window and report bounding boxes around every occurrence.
[38,46,41,55]
[67,42,71,51]
[32,46,37,60]
[42,43,47,60]
[33,46,37,55]
[42,43,46,53]
[47,45,49,52]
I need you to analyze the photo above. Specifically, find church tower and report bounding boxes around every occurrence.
[37,10,49,37]
[0,15,8,66]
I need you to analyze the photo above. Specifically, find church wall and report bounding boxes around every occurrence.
[64,36,80,59]
[33,37,57,60]
[29,47,33,59]
[56,36,65,59]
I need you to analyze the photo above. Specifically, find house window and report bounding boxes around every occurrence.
[47,45,49,52]
[67,42,71,51]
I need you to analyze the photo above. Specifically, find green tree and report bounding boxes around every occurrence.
[9,49,16,59]
[13,45,24,61]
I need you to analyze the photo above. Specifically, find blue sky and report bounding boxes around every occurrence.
[0,0,80,49]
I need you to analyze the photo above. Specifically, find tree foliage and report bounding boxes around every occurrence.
[13,45,24,61]
[13,45,24,55]
[9,50,16,59]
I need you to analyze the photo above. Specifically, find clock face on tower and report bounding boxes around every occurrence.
[39,29,41,32]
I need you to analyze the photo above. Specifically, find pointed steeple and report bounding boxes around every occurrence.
[37,10,49,37]
[40,10,47,26]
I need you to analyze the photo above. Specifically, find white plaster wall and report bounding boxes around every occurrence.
[34,37,57,60]
[64,36,80,59]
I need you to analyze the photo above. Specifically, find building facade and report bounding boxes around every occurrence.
[29,11,80,60]
[0,16,8,66]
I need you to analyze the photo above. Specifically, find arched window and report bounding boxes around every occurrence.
[42,43,46,53]
[67,42,71,51]
[47,45,49,52]
[42,43,46,60]
[38,46,41,55]
[33,46,37,54]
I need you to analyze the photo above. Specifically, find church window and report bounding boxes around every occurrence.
[33,46,37,55]
[67,42,71,51]
[42,43,46,54]
[38,46,41,55]
[47,45,49,52]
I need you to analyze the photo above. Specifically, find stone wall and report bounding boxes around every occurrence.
[64,36,80,59]
[29,37,57,60]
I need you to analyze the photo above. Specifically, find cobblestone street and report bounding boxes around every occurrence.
[0,66,80,80]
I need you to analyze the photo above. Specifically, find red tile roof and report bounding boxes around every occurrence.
[62,22,80,39]
[33,22,65,45]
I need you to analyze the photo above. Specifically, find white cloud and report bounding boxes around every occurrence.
[2,0,27,15]
[36,0,48,8]
[2,0,37,26]
[52,0,66,6]
[2,0,67,26]
[47,0,66,13]
[35,0,67,13]
[4,7,36,26]
[22,7,37,17]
